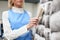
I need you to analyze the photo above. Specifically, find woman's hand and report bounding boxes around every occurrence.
[27,17,39,29]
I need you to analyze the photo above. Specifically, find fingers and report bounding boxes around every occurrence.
[30,17,39,26]
[27,17,39,29]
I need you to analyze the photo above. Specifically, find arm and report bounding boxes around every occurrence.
[2,11,28,40]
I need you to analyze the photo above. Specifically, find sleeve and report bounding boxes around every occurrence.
[2,11,28,40]
[26,10,32,18]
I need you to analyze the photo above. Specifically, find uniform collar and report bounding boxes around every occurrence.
[12,7,24,13]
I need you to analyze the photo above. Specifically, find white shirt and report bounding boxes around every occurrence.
[2,7,32,40]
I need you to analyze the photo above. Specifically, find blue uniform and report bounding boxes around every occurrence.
[8,9,32,40]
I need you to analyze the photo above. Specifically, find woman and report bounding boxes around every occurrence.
[2,0,39,40]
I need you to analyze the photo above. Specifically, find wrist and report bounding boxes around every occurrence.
[27,24,31,30]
